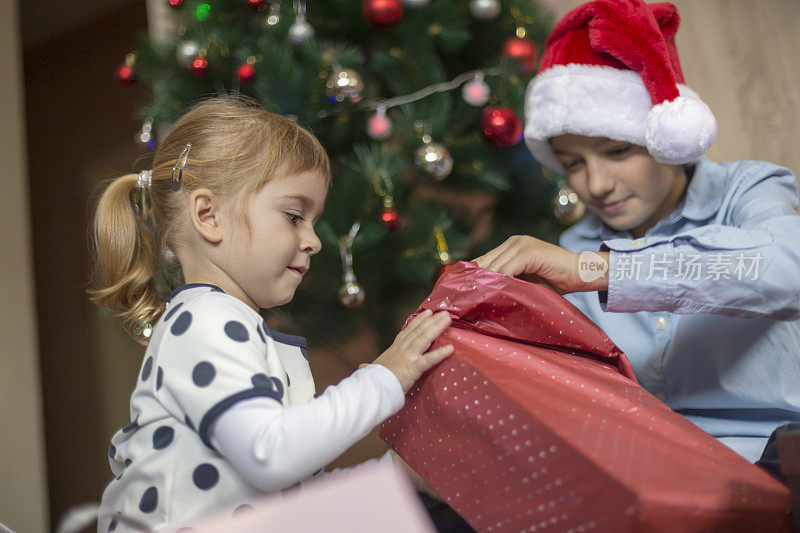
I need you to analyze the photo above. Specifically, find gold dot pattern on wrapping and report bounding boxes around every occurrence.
[380,326,785,531]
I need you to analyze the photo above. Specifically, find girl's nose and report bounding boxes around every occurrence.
[302,229,322,255]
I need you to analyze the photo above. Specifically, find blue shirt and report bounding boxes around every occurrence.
[560,157,800,462]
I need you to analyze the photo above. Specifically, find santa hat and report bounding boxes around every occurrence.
[524,0,717,172]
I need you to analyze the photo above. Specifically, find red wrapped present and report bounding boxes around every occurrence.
[381,262,791,532]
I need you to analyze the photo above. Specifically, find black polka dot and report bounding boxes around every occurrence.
[152,426,175,450]
[139,486,158,513]
[141,356,153,381]
[251,373,271,388]
[192,463,219,490]
[108,515,118,531]
[163,302,183,322]
[286,374,291,387]
[192,362,216,387]
[224,321,249,342]
[124,458,132,467]
[108,443,116,458]
[170,311,192,336]
[156,367,164,390]
[122,417,139,433]
[233,504,254,517]
[256,326,265,343]
[185,415,195,430]
[271,377,284,399]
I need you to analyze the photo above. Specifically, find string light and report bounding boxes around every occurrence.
[317,67,501,119]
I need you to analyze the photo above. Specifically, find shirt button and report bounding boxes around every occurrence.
[633,238,646,247]
[655,317,667,330]
[654,391,666,401]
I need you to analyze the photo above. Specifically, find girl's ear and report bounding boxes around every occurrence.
[188,188,224,244]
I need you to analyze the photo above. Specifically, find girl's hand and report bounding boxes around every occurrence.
[390,450,442,500]
[373,309,454,393]
[473,235,609,293]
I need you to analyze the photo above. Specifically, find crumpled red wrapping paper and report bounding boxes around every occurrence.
[381,262,791,532]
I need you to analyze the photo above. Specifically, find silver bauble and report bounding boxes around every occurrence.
[414,142,453,180]
[288,15,314,44]
[469,0,501,21]
[553,181,586,224]
[326,68,364,103]
[338,281,365,307]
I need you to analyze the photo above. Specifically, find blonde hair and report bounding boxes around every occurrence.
[89,96,330,343]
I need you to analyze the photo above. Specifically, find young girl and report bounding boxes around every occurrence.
[476,0,800,478]
[90,97,453,531]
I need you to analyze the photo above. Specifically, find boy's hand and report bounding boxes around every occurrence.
[473,235,609,293]
[373,309,454,393]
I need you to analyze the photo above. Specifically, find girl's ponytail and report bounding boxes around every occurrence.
[89,173,163,343]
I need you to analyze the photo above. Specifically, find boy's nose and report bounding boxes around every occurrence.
[585,158,615,199]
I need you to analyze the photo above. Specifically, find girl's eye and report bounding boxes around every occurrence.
[561,159,582,171]
[285,212,304,225]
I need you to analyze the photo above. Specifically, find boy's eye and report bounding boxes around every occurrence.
[607,144,633,156]
[560,159,582,171]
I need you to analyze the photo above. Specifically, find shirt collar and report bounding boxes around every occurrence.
[567,156,724,239]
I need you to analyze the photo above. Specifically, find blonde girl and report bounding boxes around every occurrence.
[90,97,452,531]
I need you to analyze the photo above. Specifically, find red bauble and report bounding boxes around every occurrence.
[189,55,209,77]
[114,64,136,87]
[167,0,183,7]
[379,207,400,231]
[362,0,404,28]
[435,262,454,281]
[237,63,256,84]
[481,106,522,147]
[501,37,539,74]
[246,0,266,10]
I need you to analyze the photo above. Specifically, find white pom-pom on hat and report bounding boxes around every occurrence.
[646,94,717,165]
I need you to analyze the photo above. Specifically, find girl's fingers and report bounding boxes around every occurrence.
[406,312,451,353]
[400,309,433,337]
[416,344,454,373]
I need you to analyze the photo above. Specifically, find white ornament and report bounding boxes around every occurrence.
[288,14,314,44]
[402,0,430,8]
[462,72,490,106]
[414,134,453,180]
[469,0,501,21]
[367,106,393,140]
[176,41,200,67]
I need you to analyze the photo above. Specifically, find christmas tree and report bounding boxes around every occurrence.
[117,0,580,346]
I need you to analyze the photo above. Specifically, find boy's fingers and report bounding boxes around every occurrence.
[473,241,507,269]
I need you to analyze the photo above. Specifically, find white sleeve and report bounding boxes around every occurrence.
[209,363,404,491]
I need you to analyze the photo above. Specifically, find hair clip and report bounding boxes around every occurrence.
[137,169,152,190]
[171,143,191,191]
